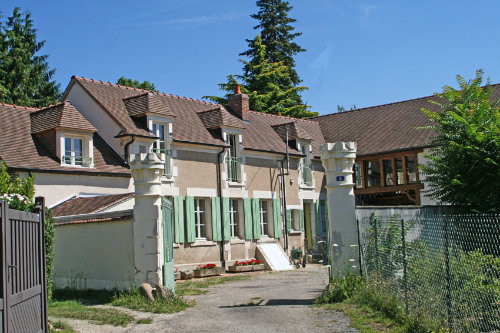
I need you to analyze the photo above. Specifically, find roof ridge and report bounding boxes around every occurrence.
[32,100,72,114]
[197,106,222,114]
[310,82,500,120]
[248,110,319,123]
[0,102,39,111]
[73,76,220,106]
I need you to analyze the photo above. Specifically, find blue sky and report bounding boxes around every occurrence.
[1,0,499,115]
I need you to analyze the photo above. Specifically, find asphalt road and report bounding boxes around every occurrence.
[58,265,358,333]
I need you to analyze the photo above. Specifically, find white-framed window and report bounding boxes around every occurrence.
[259,200,269,236]
[62,136,92,167]
[229,199,240,238]
[194,198,207,239]
[299,141,313,186]
[150,121,173,178]
[226,133,242,183]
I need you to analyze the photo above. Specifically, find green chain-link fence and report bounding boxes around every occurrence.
[358,213,500,332]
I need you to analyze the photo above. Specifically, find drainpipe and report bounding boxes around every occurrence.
[216,147,227,268]
[124,135,136,165]
[278,127,290,254]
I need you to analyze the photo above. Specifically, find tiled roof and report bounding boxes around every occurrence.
[197,107,245,129]
[244,111,325,156]
[68,77,327,154]
[30,101,97,133]
[52,193,134,217]
[0,103,130,175]
[54,215,131,226]
[311,84,500,156]
[123,92,176,118]
[272,120,313,141]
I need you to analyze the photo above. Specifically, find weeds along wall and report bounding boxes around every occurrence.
[357,211,500,333]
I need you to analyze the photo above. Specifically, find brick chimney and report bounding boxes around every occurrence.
[228,84,250,121]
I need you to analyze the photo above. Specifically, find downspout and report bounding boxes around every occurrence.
[123,135,136,165]
[217,147,227,268]
[279,127,290,253]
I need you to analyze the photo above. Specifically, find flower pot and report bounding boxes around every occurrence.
[228,263,265,273]
[193,267,224,278]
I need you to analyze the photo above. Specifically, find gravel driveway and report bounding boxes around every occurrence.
[60,264,358,333]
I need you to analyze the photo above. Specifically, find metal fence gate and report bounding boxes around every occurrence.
[1,198,47,333]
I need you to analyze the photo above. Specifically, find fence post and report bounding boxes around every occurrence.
[374,216,379,273]
[444,216,452,330]
[400,218,409,315]
[34,197,48,333]
[356,218,363,276]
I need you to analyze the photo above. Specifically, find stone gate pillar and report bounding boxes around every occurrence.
[320,142,359,278]
[130,153,164,286]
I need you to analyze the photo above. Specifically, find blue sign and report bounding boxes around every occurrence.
[336,176,345,181]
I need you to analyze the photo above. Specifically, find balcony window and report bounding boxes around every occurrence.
[365,160,381,187]
[300,142,313,186]
[406,156,417,183]
[395,158,404,185]
[151,122,172,178]
[226,133,242,182]
[62,137,91,167]
[354,163,363,188]
[383,159,394,186]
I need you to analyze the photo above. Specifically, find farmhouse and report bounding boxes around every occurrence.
[2,77,498,289]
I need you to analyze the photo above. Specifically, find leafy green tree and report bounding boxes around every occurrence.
[205,35,316,118]
[421,70,500,213]
[241,0,305,88]
[0,7,60,107]
[116,77,158,92]
[0,161,55,298]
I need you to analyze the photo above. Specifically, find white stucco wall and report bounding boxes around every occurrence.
[65,82,125,158]
[53,219,135,290]
[418,149,439,206]
[31,172,133,207]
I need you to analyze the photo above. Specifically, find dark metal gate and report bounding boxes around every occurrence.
[1,198,47,333]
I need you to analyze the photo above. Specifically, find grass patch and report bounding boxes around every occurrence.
[175,274,251,296]
[111,289,191,313]
[136,318,153,324]
[316,274,436,333]
[319,302,404,333]
[48,300,134,326]
[49,320,75,333]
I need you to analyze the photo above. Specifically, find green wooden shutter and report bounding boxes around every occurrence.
[244,198,253,240]
[286,209,292,232]
[299,208,304,231]
[211,197,221,241]
[185,196,195,242]
[272,199,282,239]
[252,198,261,239]
[315,200,321,236]
[222,197,231,240]
[173,196,185,243]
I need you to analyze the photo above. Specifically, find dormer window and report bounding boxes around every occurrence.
[60,133,93,167]
[150,120,172,178]
[226,133,242,183]
[299,141,313,186]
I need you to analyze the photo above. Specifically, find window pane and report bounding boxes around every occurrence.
[406,156,417,183]
[195,199,206,239]
[159,124,165,150]
[228,134,237,157]
[383,159,393,186]
[230,199,239,238]
[395,158,404,185]
[365,160,381,187]
[260,201,268,235]
[64,138,71,164]
[354,163,362,188]
[74,139,83,165]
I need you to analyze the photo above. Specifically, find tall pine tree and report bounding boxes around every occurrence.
[205,35,316,118]
[241,0,305,92]
[0,8,60,108]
